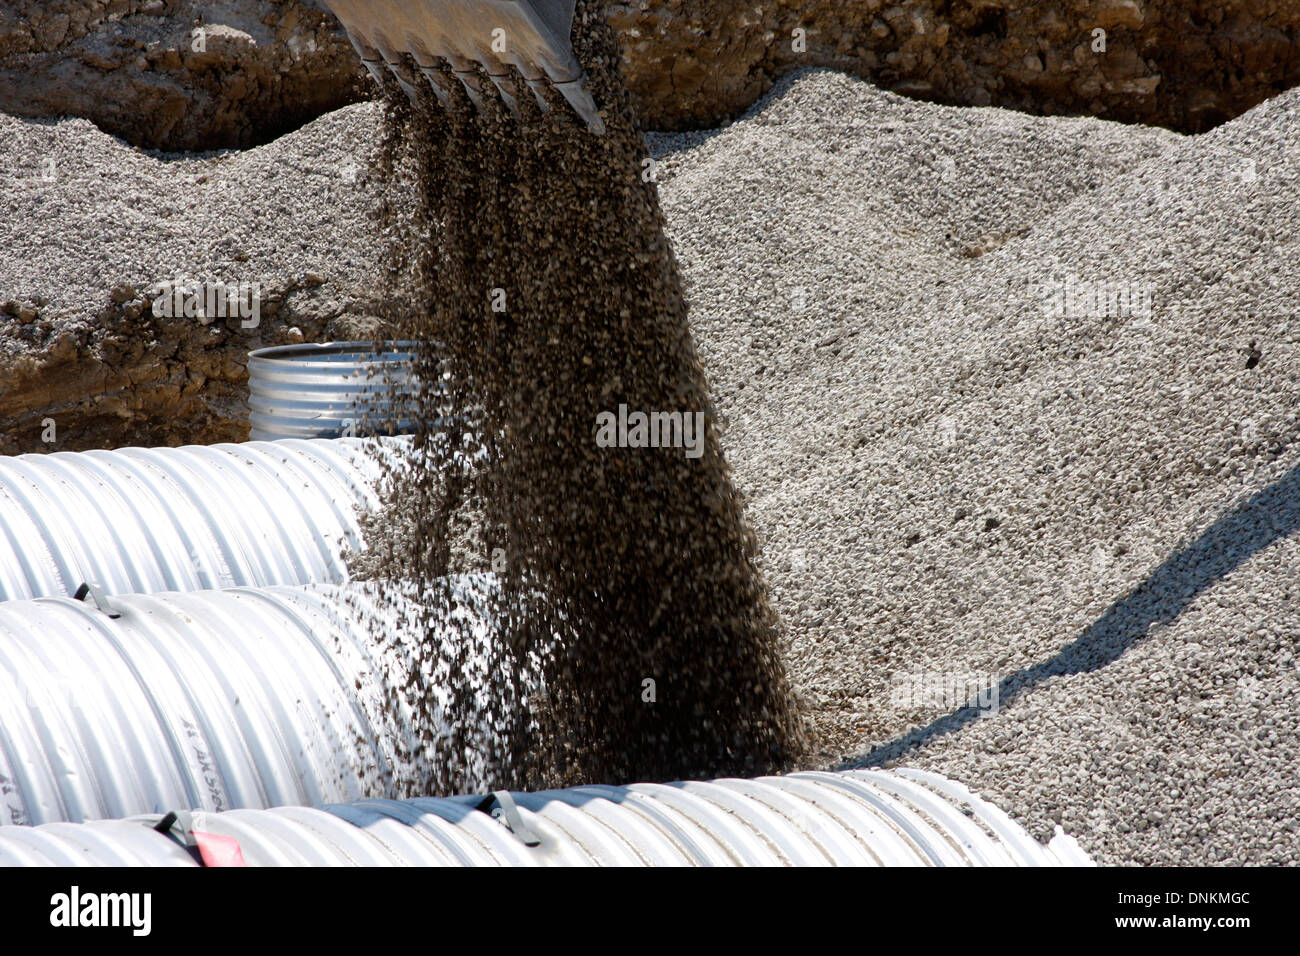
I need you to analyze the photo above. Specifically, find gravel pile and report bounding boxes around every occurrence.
[0,103,391,450]
[0,104,384,332]
[3,63,1295,865]
[652,69,1299,866]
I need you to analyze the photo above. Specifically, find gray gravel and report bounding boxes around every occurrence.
[0,103,387,350]
[4,66,1297,865]
[653,69,1299,866]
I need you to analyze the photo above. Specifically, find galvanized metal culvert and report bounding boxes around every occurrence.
[0,579,507,827]
[0,573,1093,865]
[0,769,1092,866]
[0,438,390,602]
[0,413,1093,867]
[247,341,420,440]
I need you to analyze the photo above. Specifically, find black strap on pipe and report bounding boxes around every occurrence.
[473,791,542,847]
[151,811,205,865]
[73,581,121,619]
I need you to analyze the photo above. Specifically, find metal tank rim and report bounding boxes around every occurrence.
[246,340,423,369]
[247,340,427,441]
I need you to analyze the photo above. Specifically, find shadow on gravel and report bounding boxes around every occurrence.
[847,459,1300,768]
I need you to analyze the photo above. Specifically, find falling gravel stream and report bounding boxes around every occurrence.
[353,1,804,795]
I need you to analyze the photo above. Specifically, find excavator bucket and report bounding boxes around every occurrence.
[323,0,605,133]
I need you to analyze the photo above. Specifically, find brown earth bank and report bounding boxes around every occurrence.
[0,1,1296,151]
[0,275,380,453]
[0,0,367,151]
[614,0,1300,133]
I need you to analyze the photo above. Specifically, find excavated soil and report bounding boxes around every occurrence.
[2,1,1296,152]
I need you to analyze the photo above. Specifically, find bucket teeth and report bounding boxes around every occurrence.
[443,52,496,115]
[343,31,391,90]
[324,0,605,133]
[525,80,553,113]
[374,38,425,103]
[507,57,553,113]
[478,50,523,120]
[487,75,523,120]
[552,78,605,135]
[417,65,456,109]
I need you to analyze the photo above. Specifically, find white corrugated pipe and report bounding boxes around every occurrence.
[0,438,390,602]
[0,769,1092,866]
[0,578,507,827]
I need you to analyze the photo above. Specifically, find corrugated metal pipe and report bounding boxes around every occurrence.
[0,438,391,602]
[0,577,1093,866]
[0,381,1093,866]
[0,579,506,827]
[247,341,419,440]
[0,769,1092,866]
